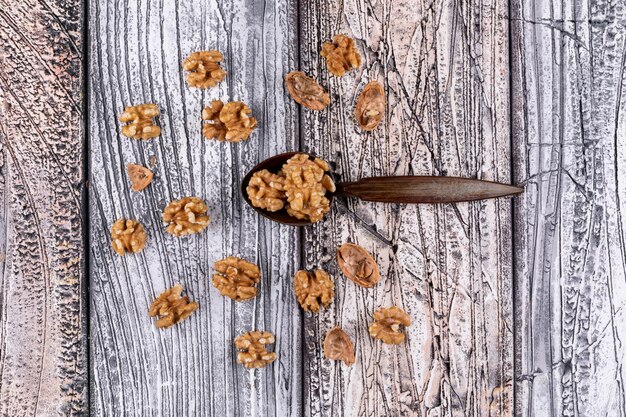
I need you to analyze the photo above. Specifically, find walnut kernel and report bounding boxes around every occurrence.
[119,104,160,139]
[127,164,154,191]
[283,154,334,223]
[369,306,412,344]
[324,327,355,366]
[162,197,210,236]
[293,269,334,313]
[212,256,261,301]
[320,34,362,77]
[234,331,277,369]
[111,219,146,256]
[183,50,227,88]
[202,100,257,142]
[149,284,198,328]
[285,71,330,111]
[336,243,380,288]
[355,81,385,131]
[246,169,286,212]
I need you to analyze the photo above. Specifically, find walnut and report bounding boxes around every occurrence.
[162,197,210,236]
[234,331,277,369]
[369,306,412,344]
[246,169,286,212]
[324,327,355,366]
[283,154,334,223]
[149,283,198,328]
[202,100,257,142]
[293,269,334,313]
[285,71,330,110]
[183,50,227,88]
[119,104,160,139]
[320,34,362,77]
[355,81,385,131]
[127,164,154,191]
[336,243,380,288]
[110,219,146,256]
[212,256,261,301]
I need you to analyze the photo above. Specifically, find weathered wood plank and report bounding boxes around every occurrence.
[300,0,513,416]
[511,0,626,416]
[88,0,302,415]
[0,0,87,415]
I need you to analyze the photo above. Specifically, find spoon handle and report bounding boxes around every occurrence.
[336,176,523,204]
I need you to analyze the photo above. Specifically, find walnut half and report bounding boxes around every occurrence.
[324,327,355,366]
[285,71,330,111]
[202,100,257,142]
[293,269,334,313]
[283,154,335,223]
[149,284,198,328]
[336,243,380,288]
[234,331,277,369]
[183,50,227,88]
[355,81,385,131]
[111,219,146,256]
[369,306,412,344]
[162,197,210,236]
[320,34,362,77]
[246,169,286,212]
[212,256,261,301]
[119,104,160,139]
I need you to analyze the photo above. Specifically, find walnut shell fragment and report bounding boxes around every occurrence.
[119,103,160,139]
[212,256,261,301]
[285,71,330,111]
[320,34,362,77]
[324,327,355,366]
[183,50,227,88]
[149,283,198,328]
[336,243,380,288]
[127,164,154,191]
[293,269,334,313]
[369,306,412,344]
[110,219,147,256]
[355,81,385,131]
[162,196,210,236]
[234,331,277,369]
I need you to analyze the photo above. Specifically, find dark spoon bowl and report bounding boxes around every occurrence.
[240,152,332,226]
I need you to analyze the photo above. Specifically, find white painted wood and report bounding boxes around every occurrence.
[88,0,302,415]
[511,0,626,415]
[299,0,514,415]
[0,0,87,415]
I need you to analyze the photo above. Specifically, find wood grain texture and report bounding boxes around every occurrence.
[511,0,626,416]
[299,0,513,416]
[88,0,302,415]
[0,0,87,415]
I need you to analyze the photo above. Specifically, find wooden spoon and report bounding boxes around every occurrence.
[241,152,524,226]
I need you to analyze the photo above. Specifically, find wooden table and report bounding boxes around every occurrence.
[1,0,625,416]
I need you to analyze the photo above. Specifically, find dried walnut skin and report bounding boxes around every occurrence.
[202,100,257,142]
[149,284,199,329]
[246,169,286,212]
[162,196,210,236]
[369,306,412,344]
[324,327,355,366]
[293,269,334,313]
[355,81,385,131]
[183,50,227,88]
[111,219,146,256]
[285,71,330,111]
[336,243,380,288]
[119,104,160,139]
[212,256,261,301]
[127,163,154,192]
[283,154,335,223]
[320,34,362,77]
[234,331,277,369]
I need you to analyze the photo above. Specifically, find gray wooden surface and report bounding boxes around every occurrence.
[2,0,626,416]
[511,0,626,415]
[0,0,87,416]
